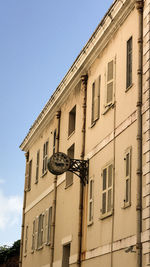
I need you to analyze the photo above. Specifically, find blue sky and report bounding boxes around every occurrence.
[0,0,113,246]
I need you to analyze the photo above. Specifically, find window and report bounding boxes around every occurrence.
[24,225,28,254]
[47,207,52,244]
[91,76,100,124]
[68,106,76,137]
[62,243,70,267]
[53,129,57,154]
[35,150,40,183]
[28,160,32,190]
[101,163,113,218]
[126,37,132,89]
[37,214,44,248]
[106,60,114,106]
[31,220,35,251]
[88,178,94,225]
[42,141,48,175]
[66,144,75,187]
[123,148,131,207]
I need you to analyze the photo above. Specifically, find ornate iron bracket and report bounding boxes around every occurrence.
[68,158,89,185]
[47,152,89,186]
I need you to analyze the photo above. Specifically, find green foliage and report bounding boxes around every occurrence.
[0,240,20,264]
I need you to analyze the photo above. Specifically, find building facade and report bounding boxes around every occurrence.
[19,0,150,266]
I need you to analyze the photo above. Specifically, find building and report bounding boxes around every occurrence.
[19,0,150,266]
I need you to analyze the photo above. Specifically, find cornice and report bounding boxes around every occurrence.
[20,0,136,151]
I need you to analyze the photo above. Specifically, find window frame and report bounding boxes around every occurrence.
[126,37,132,90]
[123,147,132,208]
[91,76,100,126]
[104,58,116,110]
[65,144,75,188]
[100,162,114,219]
[47,206,52,245]
[37,213,44,249]
[28,159,32,191]
[42,141,48,176]
[53,129,57,154]
[68,105,76,137]
[24,225,28,255]
[88,177,94,225]
[31,220,35,252]
[35,150,40,184]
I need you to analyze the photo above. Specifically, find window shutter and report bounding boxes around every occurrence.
[126,37,132,88]
[91,76,100,124]
[36,151,40,183]
[41,214,44,246]
[124,148,131,205]
[42,144,45,174]
[35,216,38,250]
[94,76,100,121]
[101,164,113,216]
[106,60,114,106]
[88,178,94,224]
[31,220,35,251]
[43,209,48,244]
[28,160,32,190]
[47,207,52,243]
[91,82,95,123]
[25,161,29,191]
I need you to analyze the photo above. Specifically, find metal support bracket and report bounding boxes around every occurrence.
[68,159,89,185]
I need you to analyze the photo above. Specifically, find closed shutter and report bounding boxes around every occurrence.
[101,164,113,216]
[34,216,38,250]
[88,178,94,224]
[124,148,131,205]
[36,150,40,183]
[28,160,32,190]
[94,76,100,121]
[47,207,52,244]
[25,161,29,191]
[106,60,114,106]
[43,209,48,244]
[91,76,100,124]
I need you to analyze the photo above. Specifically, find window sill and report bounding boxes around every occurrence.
[68,130,75,140]
[121,201,131,209]
[31,250,34,254]
[35,180,38,184]
[45,242,51,246]
[37,245,43,251]
[90,118,99,128]
[24,253,27,257]
[99,210,113,220]
[41,171,47,178]
[125,83,133,92]
[26,188,31,192]
[65,182,73,189]
[102,103,114,115]
[87,221,93,226]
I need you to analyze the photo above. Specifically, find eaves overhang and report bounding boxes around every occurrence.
[20,0,136,151]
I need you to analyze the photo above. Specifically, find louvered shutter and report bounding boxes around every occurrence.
[94,76,100,121]
[47,207,52,243]
[43,209,48,244]
[34,216,38,250]
[106,60,114,105]
[25,161,29,191]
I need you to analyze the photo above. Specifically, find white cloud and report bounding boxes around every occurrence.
[0,190,22,230]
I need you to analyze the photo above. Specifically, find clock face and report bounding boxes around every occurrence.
[47,152,71,175]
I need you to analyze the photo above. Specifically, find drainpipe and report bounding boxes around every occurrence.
[135,1,143,267]
[77,75,88,267]
[19,152,29,267]
[50,110,61,267]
